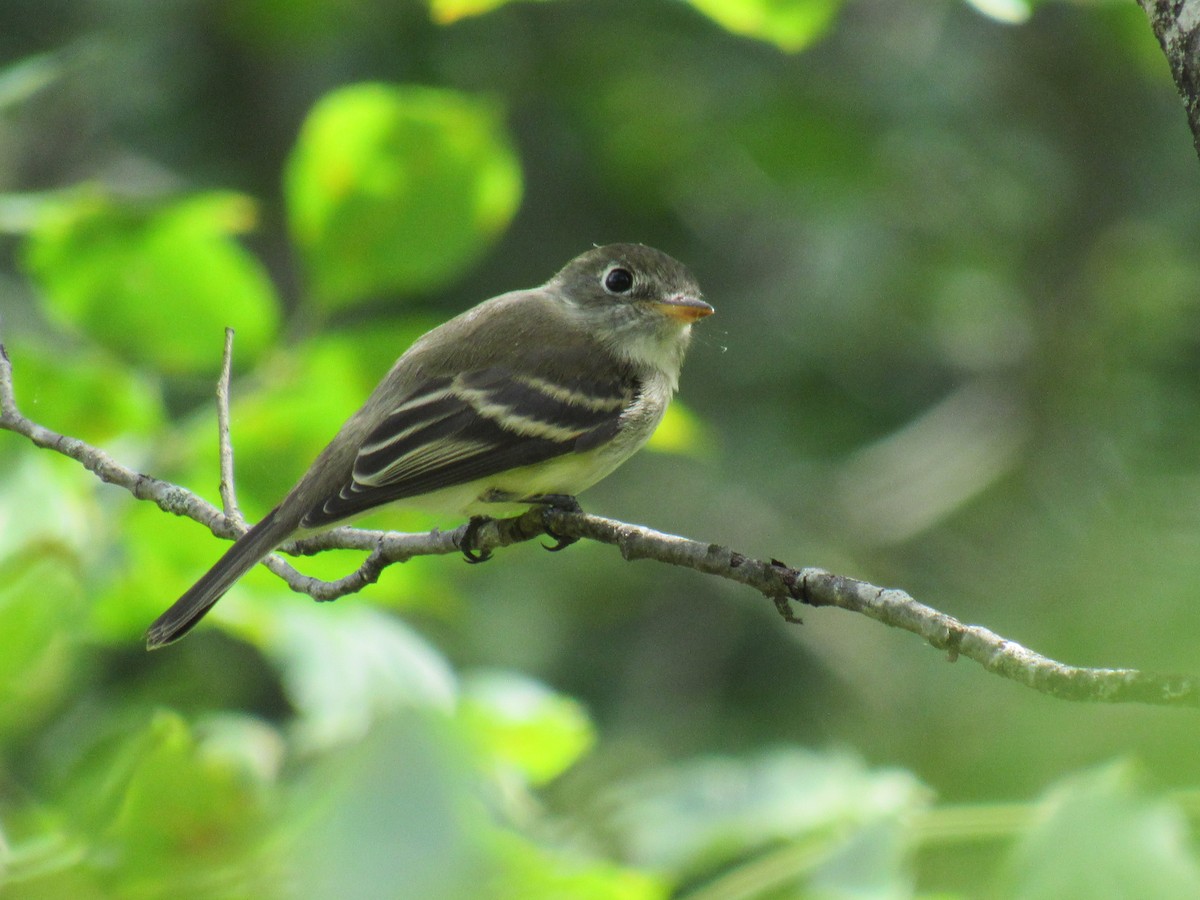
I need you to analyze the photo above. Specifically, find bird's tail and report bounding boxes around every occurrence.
[145,508,291,649]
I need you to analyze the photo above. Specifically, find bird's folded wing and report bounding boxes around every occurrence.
[300,367,636,527]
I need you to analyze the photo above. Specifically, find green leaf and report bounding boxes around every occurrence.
[486,828,667,900]
[288,710,493,898]
[460,670,595,785]
[0,809,91,894]
[0,453,104,561]
[645,401,714,457]
[0,549,85,738]
[61,710,280,895]
[427,0,556,24]
[289,709,663,899]
[3,338,163,443]
[602,749,928,882]
[686,0,843,52]
[0,51,65,113]
[90,500,228,640]
[1003,761,1200,899]
[284,83,522,310]
[246,601,458,753]
[22,190,279,376]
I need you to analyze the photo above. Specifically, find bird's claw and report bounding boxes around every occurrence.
[542,531,578,553]
[528,494,581,553]
[459,516,494,564]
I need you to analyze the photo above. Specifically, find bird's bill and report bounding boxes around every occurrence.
[652,294,715,323]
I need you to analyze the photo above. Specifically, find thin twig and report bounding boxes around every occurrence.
[2,337,1198,708]
[216,327,242,525]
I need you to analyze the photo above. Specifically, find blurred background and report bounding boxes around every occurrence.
[3,0,1200,895]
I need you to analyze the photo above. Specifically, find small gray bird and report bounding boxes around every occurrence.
[146,243,712,648]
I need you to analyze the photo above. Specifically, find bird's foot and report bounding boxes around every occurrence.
[459,515,494,564]
[522,494,582,552]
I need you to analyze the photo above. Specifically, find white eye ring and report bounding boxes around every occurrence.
[602,265,635,295]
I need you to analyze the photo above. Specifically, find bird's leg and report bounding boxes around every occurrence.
[458,515,494,564]
[520,494,582,552]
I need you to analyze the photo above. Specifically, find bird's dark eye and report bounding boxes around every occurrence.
[603,267,634,294]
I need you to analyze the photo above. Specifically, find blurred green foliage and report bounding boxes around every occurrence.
[285,83,522,310]
[25,191,279,375]
[2,0,1200,895]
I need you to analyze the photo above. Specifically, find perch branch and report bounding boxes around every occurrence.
[2,336,1197,708]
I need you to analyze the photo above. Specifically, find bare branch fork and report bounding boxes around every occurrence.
[2,331,1198,709]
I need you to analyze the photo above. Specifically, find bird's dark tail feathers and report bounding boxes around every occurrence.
[145,508,291,649]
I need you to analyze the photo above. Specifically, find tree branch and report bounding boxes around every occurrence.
[216,326,243,525]
[2,337,1197,708]
[1139,0,1200,161]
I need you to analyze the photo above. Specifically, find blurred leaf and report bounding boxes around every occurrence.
[92,491,247,642]
[427,0,555,24]
[192,714,287,791]
[601,749,928,882]
[62,710,279,895]
[22,190,279,376]
[797,818,914,900]
[0,51,63,112]
[289,707,660,899]
[246,601,457,753]
[284,83,522,311]
[646,400,714,457]
[0,453,103,559]
[1002,761,1200,899]
[486,828,667,900]
[685,0,843,53]
[0,809,91,896]
[300,315,440,389]
[3,339,163,443]
[0,191,53,234]
[460,670,595,786]
[290,710,491,899]
[0,549,85,738]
